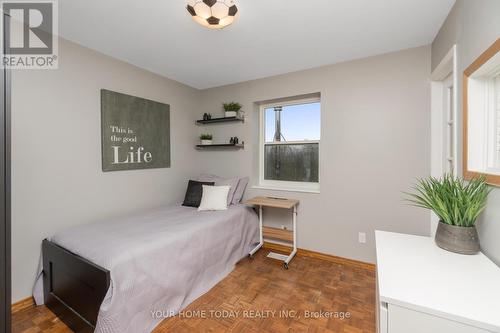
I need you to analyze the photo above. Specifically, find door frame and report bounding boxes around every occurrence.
[430,45,458,236]
[1,11,12,333]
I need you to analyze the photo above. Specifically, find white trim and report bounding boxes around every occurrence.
[259,96,320,109]
[264,140,320,145]
[431,45,455,81]
[257,179,320,191]
[258,97,321,192]
[430,44,458,237]
[452,45,458,173]
[443,75,454,172]
[251,185,320,194]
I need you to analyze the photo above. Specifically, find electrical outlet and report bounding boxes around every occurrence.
[358,232,366,244]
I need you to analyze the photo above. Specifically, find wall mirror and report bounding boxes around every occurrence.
[464,38,500,185]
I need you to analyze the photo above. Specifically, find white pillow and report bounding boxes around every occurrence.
[198,185,230,211]
[198,174,239,206]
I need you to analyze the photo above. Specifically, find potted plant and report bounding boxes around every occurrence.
[199,134,213,145]
[406,173,490,254]
[223,102,242,118]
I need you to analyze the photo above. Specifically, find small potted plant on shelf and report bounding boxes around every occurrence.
[199,134,213,145]
[223,102,242,118]
[405,173,490,255]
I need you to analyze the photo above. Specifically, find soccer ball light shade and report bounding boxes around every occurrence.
[186,0,239,29]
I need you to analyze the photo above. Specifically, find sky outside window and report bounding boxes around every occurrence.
[265,102,321,142]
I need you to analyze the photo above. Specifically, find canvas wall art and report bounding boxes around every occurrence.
[101,89,170,171]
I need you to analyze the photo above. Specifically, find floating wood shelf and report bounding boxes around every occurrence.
[196,116,244,125]
[196,143,244,149]
[263,226,293,242]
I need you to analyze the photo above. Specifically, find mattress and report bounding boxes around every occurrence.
[33,204,259,333]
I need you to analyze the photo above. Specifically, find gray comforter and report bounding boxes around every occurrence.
[33,204,259,333]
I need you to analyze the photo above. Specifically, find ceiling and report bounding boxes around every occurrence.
[58,0,455,89]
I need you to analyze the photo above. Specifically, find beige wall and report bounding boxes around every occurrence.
[431,0,500,265]
[197,46,432,264]
[431,3,461,71]
[11,38,200,302]
[12,38,433,302]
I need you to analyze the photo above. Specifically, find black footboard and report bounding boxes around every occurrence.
[42,239,110,332]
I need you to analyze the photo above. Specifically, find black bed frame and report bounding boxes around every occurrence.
[42,239,111,332]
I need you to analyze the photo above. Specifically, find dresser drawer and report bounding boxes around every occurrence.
[387,304,493,333]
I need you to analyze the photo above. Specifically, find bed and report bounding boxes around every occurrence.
[34,203,259,333]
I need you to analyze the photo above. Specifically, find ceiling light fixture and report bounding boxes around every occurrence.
[186,0,239,30]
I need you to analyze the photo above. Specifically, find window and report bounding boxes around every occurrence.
[259,98,320,192]
[467,60,500,175]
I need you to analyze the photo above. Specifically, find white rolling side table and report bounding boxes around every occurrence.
[244,196,299,269]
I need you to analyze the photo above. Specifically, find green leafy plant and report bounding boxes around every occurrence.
[405,174,490,227]
[199,133,213,140]
[223,102,242,112]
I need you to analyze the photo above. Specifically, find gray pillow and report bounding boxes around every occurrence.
[198,174,239,205]
[232,177,249,204]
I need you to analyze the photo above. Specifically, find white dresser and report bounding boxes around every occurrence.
[375,231,500,333]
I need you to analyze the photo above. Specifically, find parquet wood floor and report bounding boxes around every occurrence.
[12,249,376,333]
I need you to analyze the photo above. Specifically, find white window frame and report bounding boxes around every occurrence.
[472,72,500,175]
[486,75,499,173]
[494,75,500,167]
[256,97,320,193]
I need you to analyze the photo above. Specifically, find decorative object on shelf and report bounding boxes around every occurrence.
[203,113,209,121]
[230,136,239,144]
[405,173,490,255]
[223,102,242,118]
[186,0,239,30]
[199,133,213,145]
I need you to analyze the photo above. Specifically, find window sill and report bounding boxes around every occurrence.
[251,185,320,194]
